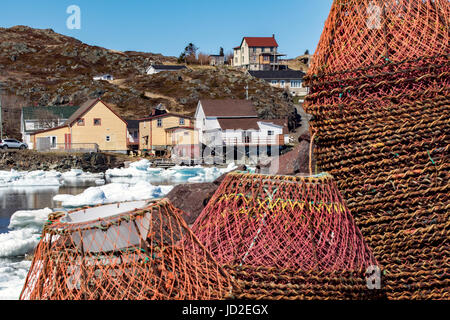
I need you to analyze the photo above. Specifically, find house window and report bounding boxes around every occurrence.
[291,80,302,88]
[133,131,138,139]
[179,118,185,125]
[77,118,85,126]
[268,130,274,136]
[50,136,57,148]
[271,80,278,85]
[94,118,101,126]
[280,80,285,87]
[157,119,163,127]
[106,135,111,142]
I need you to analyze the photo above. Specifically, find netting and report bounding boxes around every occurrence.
[225,265,385,300]
[305,0,449,300]
[192,172,377,271]
[310,0,449,75]
[20,200,234,300]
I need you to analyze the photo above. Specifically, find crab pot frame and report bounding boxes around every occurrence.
[305,0,449,299]
[20,200,234,300]
[192,172,377,271]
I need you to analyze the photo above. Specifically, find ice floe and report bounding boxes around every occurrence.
[0,208,52,258]
[0,259,32,300]
[53,181,174,208]
[0,169,104,188]
[106,161,238,183]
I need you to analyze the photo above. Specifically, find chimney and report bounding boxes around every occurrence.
[272,34,275,38]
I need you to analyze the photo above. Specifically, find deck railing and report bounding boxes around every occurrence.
[38,143,99,153]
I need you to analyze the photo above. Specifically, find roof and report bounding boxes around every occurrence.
[31,99,127,135]
[138,113,193,121]
[22,106,80,120]
[199,99,258,118]
[165,126,196,131]
[237,36,279,48]
[217,118,288,133]
[217,118,261,130]
[149,65,187,71]
[249,70,305,80]
[261,118,289,134]
[126,119,140,129]
[65,99,99,125]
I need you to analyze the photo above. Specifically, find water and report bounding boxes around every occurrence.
[0,184,93,234]
[0,180,97,300]
[0,164,239,299]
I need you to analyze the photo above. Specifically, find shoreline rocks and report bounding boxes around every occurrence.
[0,150,127,173]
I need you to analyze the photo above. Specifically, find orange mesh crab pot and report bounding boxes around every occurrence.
[304,0,449,299]
[20,200,234,300]
[310,0,449,75]
[192,172,377,271]
[191,172,382,300]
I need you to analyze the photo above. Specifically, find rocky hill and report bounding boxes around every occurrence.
[0,26,298,138]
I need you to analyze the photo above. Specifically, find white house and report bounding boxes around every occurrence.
[232,35,286,71]
[93,74,114,81]
[146,64,187,75]
[21,105,81,149]
[194,99,289,148]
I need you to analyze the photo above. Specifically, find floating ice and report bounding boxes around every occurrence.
[0,208,52,258]
[0,170,61,187]
[0,259,32,300]
[105,160,238,183]
[0,169,104,188]
[53,181,174,208]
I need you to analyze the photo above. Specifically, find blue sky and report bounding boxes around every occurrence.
[0,0,332,58]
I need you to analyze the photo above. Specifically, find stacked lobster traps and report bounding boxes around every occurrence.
[192,172,383,300]
[304,0,449,299]
[20,200,234,300]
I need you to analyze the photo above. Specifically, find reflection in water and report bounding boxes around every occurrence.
[0,180,99,234]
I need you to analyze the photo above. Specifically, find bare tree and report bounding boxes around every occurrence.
[1,94,29,139]
[34,108,60,129]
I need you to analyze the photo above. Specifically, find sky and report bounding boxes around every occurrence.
[0,0,333,59]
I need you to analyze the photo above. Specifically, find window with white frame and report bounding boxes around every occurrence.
[179,118,185,125]
[271,80,278,85]
[280,80,285,87]
[157,119,163,127]
[106,135,111,142]
[290,80,302,88]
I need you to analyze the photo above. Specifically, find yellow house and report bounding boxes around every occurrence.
[31,99,128,153]
[139,113,197,156]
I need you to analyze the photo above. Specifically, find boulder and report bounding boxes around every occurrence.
[166,165,247,225]
[261,140,313,176]
[166,182,218,226]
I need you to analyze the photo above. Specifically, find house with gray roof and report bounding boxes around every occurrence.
[248,69,309,98]
[21,105,80,149]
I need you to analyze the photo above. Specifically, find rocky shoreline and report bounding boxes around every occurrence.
[0,150,128,173]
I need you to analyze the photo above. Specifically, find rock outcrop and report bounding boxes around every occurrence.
[0,150,127,173]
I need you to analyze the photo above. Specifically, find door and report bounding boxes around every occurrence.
[64,134,72,150]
